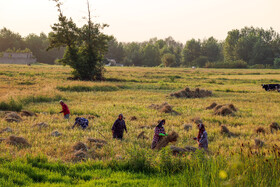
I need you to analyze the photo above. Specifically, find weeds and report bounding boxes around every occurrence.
[0,98,22,112]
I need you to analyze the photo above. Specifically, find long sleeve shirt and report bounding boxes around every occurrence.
[152,126,166,144]
[60,103,70,115]
[111,119,127,136]
[198,131,208,148]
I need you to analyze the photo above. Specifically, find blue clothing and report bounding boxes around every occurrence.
[74,117,88,129]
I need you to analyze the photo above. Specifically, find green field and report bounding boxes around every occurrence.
[0,64,280,186]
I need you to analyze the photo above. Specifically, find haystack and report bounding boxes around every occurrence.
[256,127,266,134]
[71,150,87,162]
[130,116,137,121]
[213,104,224,112]
[87,115,95,120]
[137,131,148,139]
[88,138,107,144]
[255,139,264,148]
[214,106,234,116]
[0,127,13,134]
[155,131,178,150]
[149,102,179,114]
[206,102,217,110]
[72,142,88,152]
[20,111,37,117]
[270,122,280,133]
[6,135,31,147]
[33,122,49,129]
[220,125,235,137]
[51,131,62,137]
[183,124,192,131]
[170,87,212,98]
[4,112,22,123]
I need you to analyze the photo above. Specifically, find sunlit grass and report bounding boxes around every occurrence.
[1,64,280,185]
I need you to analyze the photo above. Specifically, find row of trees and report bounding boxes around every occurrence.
[106,27,280,68]
[1,27,280,68]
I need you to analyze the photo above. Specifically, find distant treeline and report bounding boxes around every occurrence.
[1,26,280,68]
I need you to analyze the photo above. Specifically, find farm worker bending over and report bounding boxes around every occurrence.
[193,123,208,150]
[111,114,127,140]
[72,117,89,130]
[151,120,168,149]
[59,100,70,119]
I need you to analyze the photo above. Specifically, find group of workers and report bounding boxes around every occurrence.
[59,100,208,150]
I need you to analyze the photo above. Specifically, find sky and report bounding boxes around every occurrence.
[0,0,279,43]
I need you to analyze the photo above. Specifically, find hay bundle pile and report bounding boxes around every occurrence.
[170,87,212,98]
[73,142,88,152]
[71,150,87,162]
[155,131,178,150]
[149,102,178,114]
[87,115,95,120]
[207,103,238,116]
[71,142,89,162]
[51,131,62,137]
[256,127,266,134]
[4,112,22,123]
[6,135,31,147]
[220,125,235,137]
[255,139,264,148]
[206,102,217,110]
[0,127,13,134]
[270,122,280,133]
[33,122,49,129]
[137,131,148,139]
[20,111,37,117]
[130,116,137,121]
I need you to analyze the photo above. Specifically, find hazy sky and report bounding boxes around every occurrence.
[0,0,279,43]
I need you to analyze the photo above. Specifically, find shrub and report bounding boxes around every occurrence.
[205,60,248,68]
[57,85,119,92]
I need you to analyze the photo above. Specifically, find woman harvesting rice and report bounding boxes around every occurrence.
[193,123,208,150]
[151,119,168,149]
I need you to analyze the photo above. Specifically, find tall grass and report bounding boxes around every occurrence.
[0,98,22,112]
[20,95,65,105]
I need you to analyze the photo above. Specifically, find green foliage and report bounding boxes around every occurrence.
[274,57,280,68]
[20,95,65,105]
[205,60,248,68]
[48,0,111,80]
[182,39,201,67]
[224,27,280,65]
[0,98,22,112]
[161,53,176,67]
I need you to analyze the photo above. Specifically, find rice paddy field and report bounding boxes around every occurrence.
[1,64,280,186]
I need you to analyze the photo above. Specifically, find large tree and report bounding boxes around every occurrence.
[48,0,111,80]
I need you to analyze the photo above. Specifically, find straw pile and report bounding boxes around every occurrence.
[4,112,22,123]
[155,131,178,150]
[6,135,31,147]
[270,122,280,133]
[149,102,179,114]
[170,87,212,98]
[20,110,37,117]
[206,102,238,116]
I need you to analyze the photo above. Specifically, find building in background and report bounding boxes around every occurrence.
[0,52,36,65]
